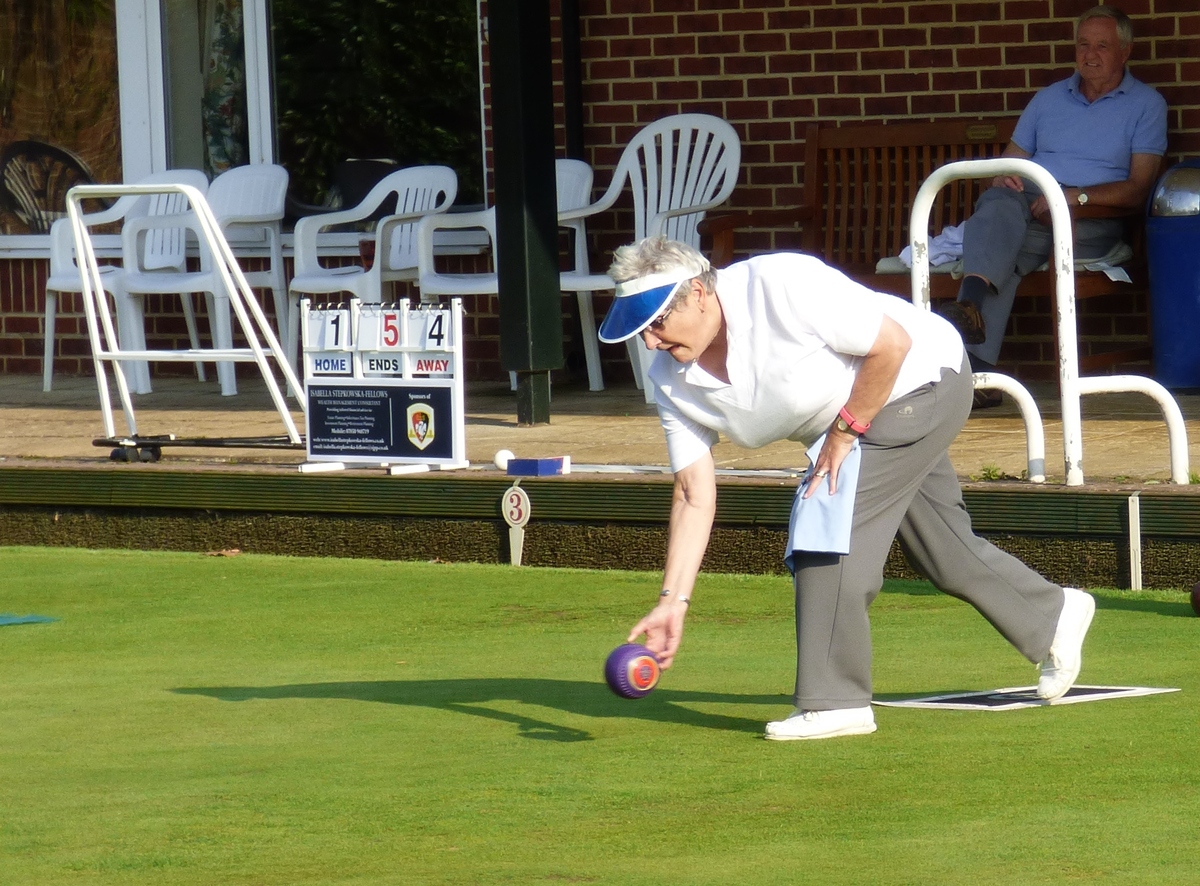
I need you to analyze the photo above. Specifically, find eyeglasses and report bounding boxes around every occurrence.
[647,304,674,331]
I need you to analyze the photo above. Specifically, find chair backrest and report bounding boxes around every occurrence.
[556,158,594,273]
[803,118,1017,269]
[376,165,458,272]
[611,114,741,247]
[125,169,211,272]
[50,169,209,276]
[206,163,289,227]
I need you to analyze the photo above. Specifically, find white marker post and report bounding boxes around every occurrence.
[502,482,531,567]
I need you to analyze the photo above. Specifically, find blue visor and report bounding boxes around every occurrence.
[598,277,685,343]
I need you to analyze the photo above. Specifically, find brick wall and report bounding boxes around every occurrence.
[3,1,1197,384]
[575,0,1200,382]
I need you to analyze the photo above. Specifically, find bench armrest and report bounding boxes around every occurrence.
[699,205,816,267]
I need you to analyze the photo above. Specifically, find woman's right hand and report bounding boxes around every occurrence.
[627,599,689,669]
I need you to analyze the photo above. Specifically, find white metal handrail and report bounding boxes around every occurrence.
[66,183,306,444]
[908,158,1188,486]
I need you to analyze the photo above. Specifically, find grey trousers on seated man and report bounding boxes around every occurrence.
[959,181,1124,368]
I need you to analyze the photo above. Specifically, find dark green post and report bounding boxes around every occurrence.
[488,0,562,425]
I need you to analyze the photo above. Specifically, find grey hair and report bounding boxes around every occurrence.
[1077,5,1133,48]
[608,237,718,303]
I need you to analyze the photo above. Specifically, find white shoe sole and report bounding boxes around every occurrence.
[1037,588,1096,701]
[764,718,877,741]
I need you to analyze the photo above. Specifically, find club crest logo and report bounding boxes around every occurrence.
[407,404,435,450]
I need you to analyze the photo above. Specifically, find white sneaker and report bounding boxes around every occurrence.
[764,706,877,741]
[1036,587,1096,701]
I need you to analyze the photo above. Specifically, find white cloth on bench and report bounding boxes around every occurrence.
[877,238,1133,280]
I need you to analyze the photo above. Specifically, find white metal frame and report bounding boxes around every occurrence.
[66,182,306,443]
[909,157,1188,486]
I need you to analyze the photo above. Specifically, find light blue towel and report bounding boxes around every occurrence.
[0,614,58,627]
[784,434,862,573]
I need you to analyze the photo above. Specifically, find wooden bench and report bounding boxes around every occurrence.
[704,118,1152,372]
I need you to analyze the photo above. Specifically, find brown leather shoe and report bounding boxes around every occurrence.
[972,389,1003,410]
[938,300,986,345]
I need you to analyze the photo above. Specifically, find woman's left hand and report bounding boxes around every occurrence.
[803,428,857,499]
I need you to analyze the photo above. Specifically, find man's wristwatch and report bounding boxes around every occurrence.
[1077,190,1089,206]
[835,406,870,436]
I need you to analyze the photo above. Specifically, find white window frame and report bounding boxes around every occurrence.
[2,0,486,257]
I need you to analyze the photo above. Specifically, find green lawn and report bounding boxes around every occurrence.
[1,547,1197,885]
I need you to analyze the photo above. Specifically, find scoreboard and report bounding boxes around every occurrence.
[301,299,467,468]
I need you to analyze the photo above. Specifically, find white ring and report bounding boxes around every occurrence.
[814,470,828,477]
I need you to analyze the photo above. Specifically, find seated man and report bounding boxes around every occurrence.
[939,4,1167,402]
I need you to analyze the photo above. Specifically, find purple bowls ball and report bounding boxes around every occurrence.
[604,643,661,699]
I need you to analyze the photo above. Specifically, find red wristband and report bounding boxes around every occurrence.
[838,406,870,435]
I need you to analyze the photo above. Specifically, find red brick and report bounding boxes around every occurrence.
[722,11,766,31]
[766,9,812,30]
[817,96,862,117]
[1003,0,1050,20]
[629,14,679,37]
[696,33,740,54]
[744,32,787,53]
[767,54,813,74]
[747,76,792,98]
[838,73,882,94]
[676,13,722,32]
[700,79,745,99]
[932,25,976,45]
[837,29,881,50]
[679,55,722,77]
[588,59,632,80]
[862,5,905,26]
[814,51,862,73]
[789,30,833,51]
[932,70,978,91]
[613,81,655,102]
[1028,21,1072,45]
[632,57,675,78]
[957,46,1003,67]
[771,97,816,119]
[980,68,1026,90]
[790,73,836,95]
[606,37,654,57]
[859,49,907,71]
[864,95,911,117]
[909,3,956,24]
[652,35,696,55]
[882,27,929,48]
[908,48,955,67]
[885,71,931,92]
[960,92,1007,114]
[1005,45,1053,66]
[978,24,1024,45]
[584,17,630,38]
[814,7,859,28]
[955,2,1003,22]
[723,100,770,120]
[725,55,767,75]
[912,93,959,116]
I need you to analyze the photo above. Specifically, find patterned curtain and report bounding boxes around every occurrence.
[200,0,248,174]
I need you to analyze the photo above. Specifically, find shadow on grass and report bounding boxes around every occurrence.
[173,679,786,742]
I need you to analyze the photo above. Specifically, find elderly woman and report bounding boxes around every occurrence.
[598,237,1095,741]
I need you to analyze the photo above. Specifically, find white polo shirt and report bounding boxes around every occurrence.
[650,253,965,472]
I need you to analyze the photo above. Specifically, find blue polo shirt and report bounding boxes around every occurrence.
[1012,69,1167,187]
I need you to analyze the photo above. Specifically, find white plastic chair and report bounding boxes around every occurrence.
[117,169,237,392]
[206,164,289,364]
[415,161,619,391]
[555,158,610,392]
[43,169,210,395]
[558,114,741,401]
[289,165,458,358]
[44,209,143,394]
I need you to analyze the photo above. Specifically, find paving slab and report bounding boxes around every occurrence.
[2,373,1199,487]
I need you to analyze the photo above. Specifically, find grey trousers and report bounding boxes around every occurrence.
[790,357,1064,709]
[961,183,1123,366]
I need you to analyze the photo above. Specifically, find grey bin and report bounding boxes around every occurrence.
[1146,159,1200,388]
